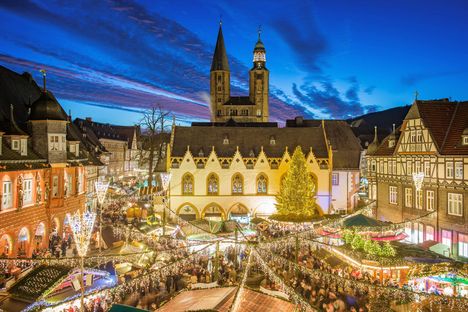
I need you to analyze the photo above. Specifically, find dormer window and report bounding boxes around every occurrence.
[463,135,468,146]
[223,135,229,145]
[12,139,19,151]
[48,134,66,151]
[198,148,205,157]
[270,136,276,145]
[20,139,27,156]
[388,139,395,148]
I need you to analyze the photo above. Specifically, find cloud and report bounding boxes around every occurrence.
[270,3,328,74]
[0,0,304,122]
[401,70,467,86]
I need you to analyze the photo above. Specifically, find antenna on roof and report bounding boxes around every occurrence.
[39,69,47,93]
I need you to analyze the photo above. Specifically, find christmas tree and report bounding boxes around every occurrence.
[275,146,317,218]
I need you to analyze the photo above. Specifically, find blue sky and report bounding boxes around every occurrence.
[1,0,467,125]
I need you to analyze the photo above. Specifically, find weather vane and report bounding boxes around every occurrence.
[258,25,262,39]
[414,90,419,101]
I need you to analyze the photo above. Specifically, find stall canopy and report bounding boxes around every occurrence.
[342,214,385,228]
[110,304,148,312]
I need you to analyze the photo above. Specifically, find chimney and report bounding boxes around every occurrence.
[86,117,92,122]
[295,116,304,126]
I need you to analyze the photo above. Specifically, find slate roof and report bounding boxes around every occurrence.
[371,126,401,156]
[371,100,468,156]
[210,25,230,71]
[0,65,103,167]
[415,99,468,155]
[285,118,362,170]
[172,124,329,159]
[29,91,68,121]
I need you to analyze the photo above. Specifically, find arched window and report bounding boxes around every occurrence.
[207,173,219,195]
[231,173,243,194]
[182,173,194,195]
[257,174,268,194]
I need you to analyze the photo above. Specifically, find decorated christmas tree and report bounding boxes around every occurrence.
[275,146,317,219]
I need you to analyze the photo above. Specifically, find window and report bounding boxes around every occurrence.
[207,174,219,195]
[448,193,463,216]
[370,160,376,172]
[332,173,339,186]
[463,136,468,145]
[256,109,261,117]
[406,160,412,175]
[23,179,33,205]
[20,139,27,156]
[12,140,19,151]
[459,233,468,258]
[2,181,12,210]
[64,173,72,196]
[48,134,65,151]
[369,183,377,200]
[70,144,76,154]
[415,160,421,173]
[232,174,243,194]
[240,109,249,116]
[379,161,384,174]
[182,174,194,195]
[446,162,454,178]
[426,190,435,211]
[270,136,276,145]
[78,171,84,193]
[426,225,434,241]
[405,188,412,207]
[424,161,430,176]
[389,160,397,175]
[415,189,423,209]
[455,162,463,179]
[418,223,424,243]
[257,174,268,194]
[52,176,59,197]
[442,230,452,252]
[416,130,423,142]
[389,186,397,204]
[223,135,229,145]
[410,131,416,143]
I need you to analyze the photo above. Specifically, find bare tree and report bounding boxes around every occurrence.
[138,104,171,189]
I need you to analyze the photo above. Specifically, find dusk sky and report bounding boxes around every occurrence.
[1,0,467,125]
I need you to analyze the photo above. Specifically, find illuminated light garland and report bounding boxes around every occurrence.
[229,247,252,312]
[29,243,214,311]
[252,249,315,312]
[255,245,468,310]
[95,181,109,205]
[70,210,96,257]
[160,172,172,192]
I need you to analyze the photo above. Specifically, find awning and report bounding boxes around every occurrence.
[110,304,148,312]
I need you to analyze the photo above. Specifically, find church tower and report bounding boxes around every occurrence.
[249,29,269,122]
[210,22,230,121]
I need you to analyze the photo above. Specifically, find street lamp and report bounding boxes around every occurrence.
[95,181,109,252]
[70,210,96,312]
[160,173,171,236]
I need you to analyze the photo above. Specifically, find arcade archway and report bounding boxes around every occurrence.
[202,203,226,221]
[177,203,199,221]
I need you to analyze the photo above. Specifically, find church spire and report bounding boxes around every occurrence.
[211,23,229,71]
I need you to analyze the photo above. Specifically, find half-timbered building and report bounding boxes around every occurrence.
[367,99,468,260]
